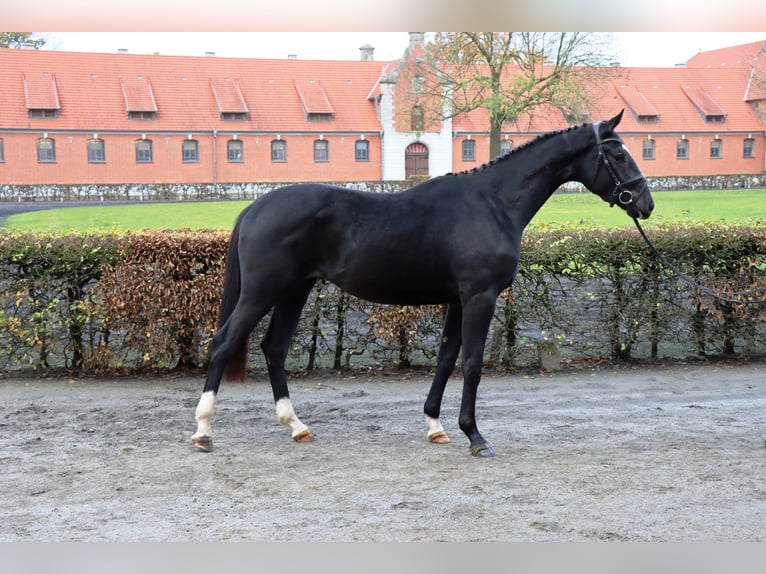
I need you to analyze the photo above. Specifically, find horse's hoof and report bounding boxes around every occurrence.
[293,429,314,443]
[428,431,451,444]
[192,435,213,452]
[469,443,495,458]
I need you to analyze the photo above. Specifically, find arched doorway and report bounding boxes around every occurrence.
[404,142,429,179]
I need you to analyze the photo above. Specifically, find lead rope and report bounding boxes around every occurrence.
[632,217,766,304]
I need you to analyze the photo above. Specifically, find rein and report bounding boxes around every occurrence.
[632,217,766,304]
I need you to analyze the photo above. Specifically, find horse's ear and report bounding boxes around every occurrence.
[607,109,624,129]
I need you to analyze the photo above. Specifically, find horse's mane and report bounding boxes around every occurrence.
[446,122,589,177]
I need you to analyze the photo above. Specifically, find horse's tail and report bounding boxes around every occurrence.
[218,205,250,382]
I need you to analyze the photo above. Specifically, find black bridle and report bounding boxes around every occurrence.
[592,122,647,208]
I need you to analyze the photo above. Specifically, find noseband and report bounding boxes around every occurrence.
[592,122,647,208]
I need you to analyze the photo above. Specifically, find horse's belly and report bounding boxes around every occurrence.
[330,265,455,306]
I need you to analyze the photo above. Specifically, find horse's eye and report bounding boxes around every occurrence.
[614,152,626,162]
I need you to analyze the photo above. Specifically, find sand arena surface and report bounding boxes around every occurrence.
[2,361,765,541]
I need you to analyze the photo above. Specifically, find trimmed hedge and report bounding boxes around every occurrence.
[0,223,763,374]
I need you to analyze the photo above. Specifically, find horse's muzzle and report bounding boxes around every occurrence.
[628,183,654,220]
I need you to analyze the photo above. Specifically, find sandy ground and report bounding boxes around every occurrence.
[1,360,765,542]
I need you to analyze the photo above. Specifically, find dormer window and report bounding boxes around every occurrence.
[220,112,248,121]
[705,114,726,124]
[121,76,158,121]
[295,80,334,123]
[682,84,727,125]
[23,72,61,121]
[306,112,332,122]
[210,78,249,122]
[127,110,156,121]
[28,109,59,119]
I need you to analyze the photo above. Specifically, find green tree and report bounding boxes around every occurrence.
[421,32,617,160]
[0,32,45,49]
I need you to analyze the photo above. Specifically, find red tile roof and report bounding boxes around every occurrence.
[685,40,766,69]
[1,42,764,140]
[0,48,385,133]
[452,64,765,135]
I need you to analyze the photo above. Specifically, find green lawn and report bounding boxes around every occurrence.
[531,188,766,229]
[4,189,765,232]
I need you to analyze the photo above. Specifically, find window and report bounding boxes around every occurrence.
[227,139,243,162]
[743,138,755,159]
[412,75,424,94]
[0,138,4,162]
[676,139,688,160]
[710,138,722,159]
[37,137,56,163]
[28,109,59,120]
[306,113,332,122]
[128,111,157,121]
[642,139,655,160]
[355,140,369,162]
[499,140,513,156]
[462,139,476,161]
[87,138,105,163]
[182,140,199,163]
[220,112,247,121]
[135,139,153,163]
[411,105,424,131]
[314,139,329,162]
[271,139,286,162]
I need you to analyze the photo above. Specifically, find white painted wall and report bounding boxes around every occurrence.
[379,80,453,181]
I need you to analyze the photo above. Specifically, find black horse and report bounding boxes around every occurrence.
[192,110,654,457]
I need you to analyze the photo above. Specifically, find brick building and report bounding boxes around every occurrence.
[1,33,765,189]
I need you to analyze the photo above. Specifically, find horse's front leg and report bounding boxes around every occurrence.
[458,291,497,457]
[423,303,462,444]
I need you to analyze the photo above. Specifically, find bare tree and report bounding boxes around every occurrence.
[416,32,618,160]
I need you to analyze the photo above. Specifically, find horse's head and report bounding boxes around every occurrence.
[588,110,654,220]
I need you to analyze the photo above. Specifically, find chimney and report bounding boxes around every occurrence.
[288,54,298,60]
[409,32,425,50]
[359,44,375,61]
[205,52,216,57]
[117,48,128,54]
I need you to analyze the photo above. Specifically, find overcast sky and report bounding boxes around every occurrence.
[39,31,766,68]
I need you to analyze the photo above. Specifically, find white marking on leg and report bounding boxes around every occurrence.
[275,398,311,440]
[426,415,450,443]
[192,391,216,441]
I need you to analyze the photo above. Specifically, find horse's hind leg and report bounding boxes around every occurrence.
[261,279,316,442]
[192,298,270,451]
[423,303,462,444]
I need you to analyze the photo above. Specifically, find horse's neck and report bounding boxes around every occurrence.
[492,128,591,228]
